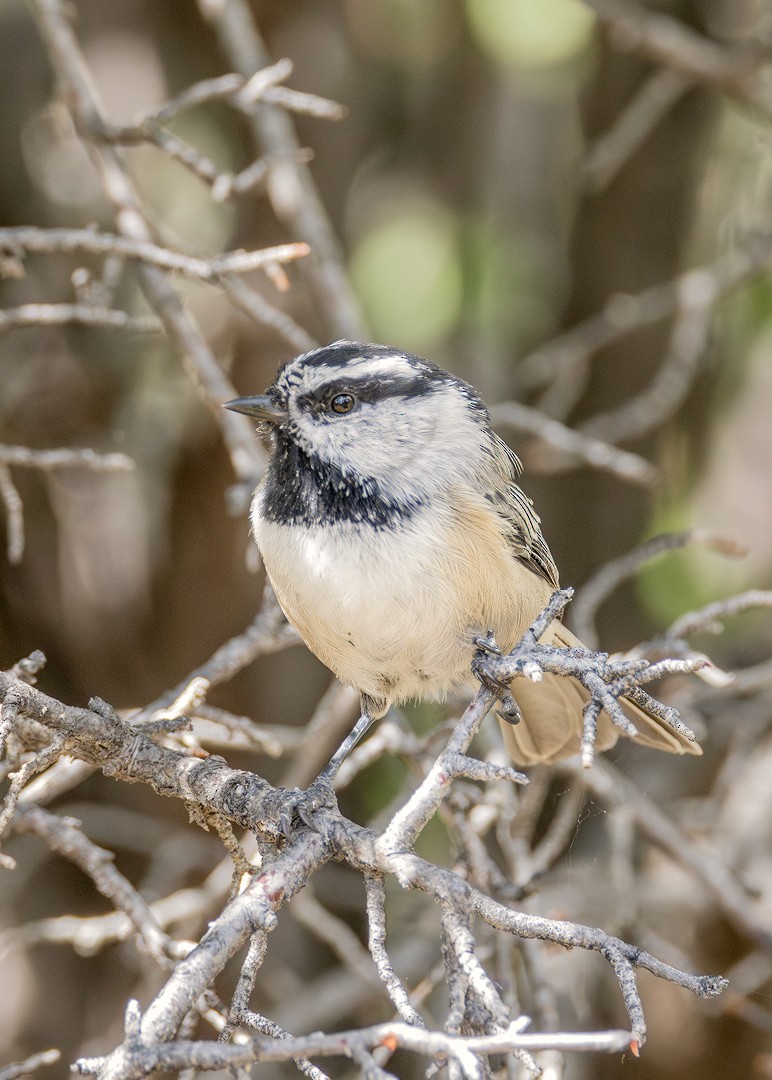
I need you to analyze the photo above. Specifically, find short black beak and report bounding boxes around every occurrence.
[224,395,287,423]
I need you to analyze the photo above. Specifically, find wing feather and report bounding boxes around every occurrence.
[489,434,559,589]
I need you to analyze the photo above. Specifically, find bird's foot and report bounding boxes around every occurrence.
[278,774,338,839]
[472,632,521,725]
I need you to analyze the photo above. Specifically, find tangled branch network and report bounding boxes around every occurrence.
[5,0,772,1076]
[0,590,728,1080]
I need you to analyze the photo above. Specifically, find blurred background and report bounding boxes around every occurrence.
[1,0,771,1077]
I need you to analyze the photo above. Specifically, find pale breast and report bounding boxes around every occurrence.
[252,489,553,708]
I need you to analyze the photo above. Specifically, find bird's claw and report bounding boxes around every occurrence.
[473,630,502,656]
[278,775,338,839]
[472,634,522,725]
[495,691,521,725]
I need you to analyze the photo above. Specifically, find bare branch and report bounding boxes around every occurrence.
[490,399,659,485]
[197,0,367,341]
[0,445,134,472]
[571,530,747,647]
[10,804,179,964]
[0,589,728,1074]
[0,736,67,848]
[586,0,772,117]
[518,231,772,395]
[473,589,700,765]
[582,68,693,193]
[0,227,309,284]
[0,303,160,334]
[78,1019,636,1079]
[26,0,266,485]
[0,1050,61,1080]
[0,465,24,564]
[3,7,758,1075]
[364,872,426,1027]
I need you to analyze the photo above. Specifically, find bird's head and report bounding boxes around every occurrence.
[225,341,495,503]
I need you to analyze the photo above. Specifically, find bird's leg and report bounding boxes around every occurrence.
[318,707,379,783]
[279,704,378,836]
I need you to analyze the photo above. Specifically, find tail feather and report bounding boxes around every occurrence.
[499,622,702,766]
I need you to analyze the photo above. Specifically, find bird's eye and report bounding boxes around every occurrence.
[330,393,356,415]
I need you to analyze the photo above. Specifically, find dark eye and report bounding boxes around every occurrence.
[330,393,356,414]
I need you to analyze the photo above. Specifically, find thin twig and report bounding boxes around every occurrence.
[586,0,772,117]
[668,590,772,640]
[76,1020,638,1078]
[582,68,693,193]
[490,400,658,485]
[0,303,161,334]
[0,465,24,564]
[364,873,425,1027]
[198,0,367,341]
[290,887,383,991]
[0,1049,61,1080]
[0,227,309,284]
[11,804,177,964]
[0,445,134,472]
[517,231,772,393]
[27,0,270,485]
[571,530,747,647]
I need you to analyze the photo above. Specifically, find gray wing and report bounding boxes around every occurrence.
[491,434,560,590]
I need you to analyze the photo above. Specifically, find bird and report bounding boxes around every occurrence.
[225,341,700,776]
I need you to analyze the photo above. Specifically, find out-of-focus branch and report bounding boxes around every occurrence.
[115,60,346,128]
[0,444,135,564]
[527,296,716,470]
[517,231,772,397]
[667,589,772,641]
[579,299,713,443]
[224,276,318,353]
[197,0,367,341]
[26,0,267,485]
[130,581,299,725]
[569,758,772,951]
[0,1049,61,1080]
[96,61,344,200]
[571,530,748,647]
[0,465,24,565]
[0,303,160,334]
[490,399,659,485]
[10,804,181,963]
[582,68,693,193]
[0,445,134,472]
[0,227,309,285]
[585,0,772,117]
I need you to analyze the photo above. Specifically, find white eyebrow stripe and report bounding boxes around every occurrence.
[301,354,419,391]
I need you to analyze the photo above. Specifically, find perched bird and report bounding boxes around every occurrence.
[226,341,700,774]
